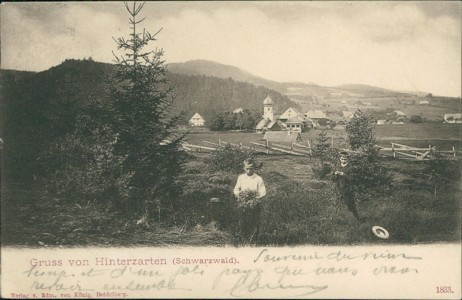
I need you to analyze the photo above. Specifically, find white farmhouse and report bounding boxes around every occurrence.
[189,113,205,127]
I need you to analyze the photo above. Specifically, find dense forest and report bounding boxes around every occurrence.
[1,59,298,185]
[169,72,297,124]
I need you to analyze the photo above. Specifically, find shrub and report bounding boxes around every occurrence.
[424,156,461,197]
[170,172,236,228]
[312,130,336,179]
[345,110,376,151]
[312,163,333,180]
[347,149,392,200]
[207,145,256,173]
[410,115,423,123]
[345,110,391,199]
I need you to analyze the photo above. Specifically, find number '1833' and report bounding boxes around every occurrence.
[436,286,453,293]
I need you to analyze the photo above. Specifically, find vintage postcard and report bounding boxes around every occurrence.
[1,1,461,299]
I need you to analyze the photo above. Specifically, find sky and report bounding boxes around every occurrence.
[1,1,461,97]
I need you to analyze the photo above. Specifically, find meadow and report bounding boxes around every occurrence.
[185,123,461,152]
[3,123,460,247]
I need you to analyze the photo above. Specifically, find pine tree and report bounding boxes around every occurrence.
[345,109,376,151]
[104,2,185,222]
[312,130,334,179]
[345,110,390,199]
[312,130,331,165]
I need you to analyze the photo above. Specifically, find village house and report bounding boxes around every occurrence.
[256,96,309,133]
[419,100,430,105]
[305,110,328,128]
[189,113,205,127]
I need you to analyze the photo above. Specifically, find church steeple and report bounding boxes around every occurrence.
[263,95,274,122]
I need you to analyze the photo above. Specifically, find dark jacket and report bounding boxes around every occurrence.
[333,164,352,197]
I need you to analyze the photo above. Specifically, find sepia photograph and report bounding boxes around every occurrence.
[1,1,461,298]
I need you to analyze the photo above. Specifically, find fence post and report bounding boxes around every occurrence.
[308,139,312,157]
[266,139,269,155]
[392,143,396,158]
[453,146,456,157]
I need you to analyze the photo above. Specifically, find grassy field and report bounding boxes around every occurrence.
[296,96,461,121]
[185,123,461,152]
[2,124,460,247]
[3,148,460,247]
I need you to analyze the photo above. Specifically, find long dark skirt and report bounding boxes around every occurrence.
[238,204,261,240]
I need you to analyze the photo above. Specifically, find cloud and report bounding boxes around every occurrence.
[1,2,460,97]
[1,3,121,71]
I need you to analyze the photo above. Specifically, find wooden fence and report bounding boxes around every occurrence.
[182,139,460,161]
[378,142,460,160]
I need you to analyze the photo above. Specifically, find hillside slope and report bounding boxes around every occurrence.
[2,59,298,130]
[168,59,419,98]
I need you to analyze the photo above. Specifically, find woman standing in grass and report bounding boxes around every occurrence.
[233,158,266,241]
[333,151,361,221]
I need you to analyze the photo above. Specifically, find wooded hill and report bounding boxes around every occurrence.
[1,59,297,183]
[2,59,297,125]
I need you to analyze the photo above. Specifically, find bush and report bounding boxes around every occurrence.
[207,145,256,173]
[346,110,376,151]
[312,163,332,180]
[347,149,392,200]
[410,115,423,123]
[345,110,391,198]
[170,172,236,228]
[312,130,336,179]
[424,156,461,197]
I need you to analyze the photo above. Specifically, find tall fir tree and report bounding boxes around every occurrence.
[106,2,185,220]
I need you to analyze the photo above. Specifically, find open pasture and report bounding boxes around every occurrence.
[184,123,461,153]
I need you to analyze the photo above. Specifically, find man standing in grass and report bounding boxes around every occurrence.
[233,158,266,241]
[333,151,361,221]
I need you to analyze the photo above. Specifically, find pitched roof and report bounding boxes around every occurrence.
[263,131,302,143]
[267,120,279,128]
[189,113,204,120]
[256,118,270,130]
[263,95,273,105]
[285,116,304,124]
[279,107,305,120]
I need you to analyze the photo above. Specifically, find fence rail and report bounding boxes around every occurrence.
[183,138,460,161]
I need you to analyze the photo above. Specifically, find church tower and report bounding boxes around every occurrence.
[263,95,274,122]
